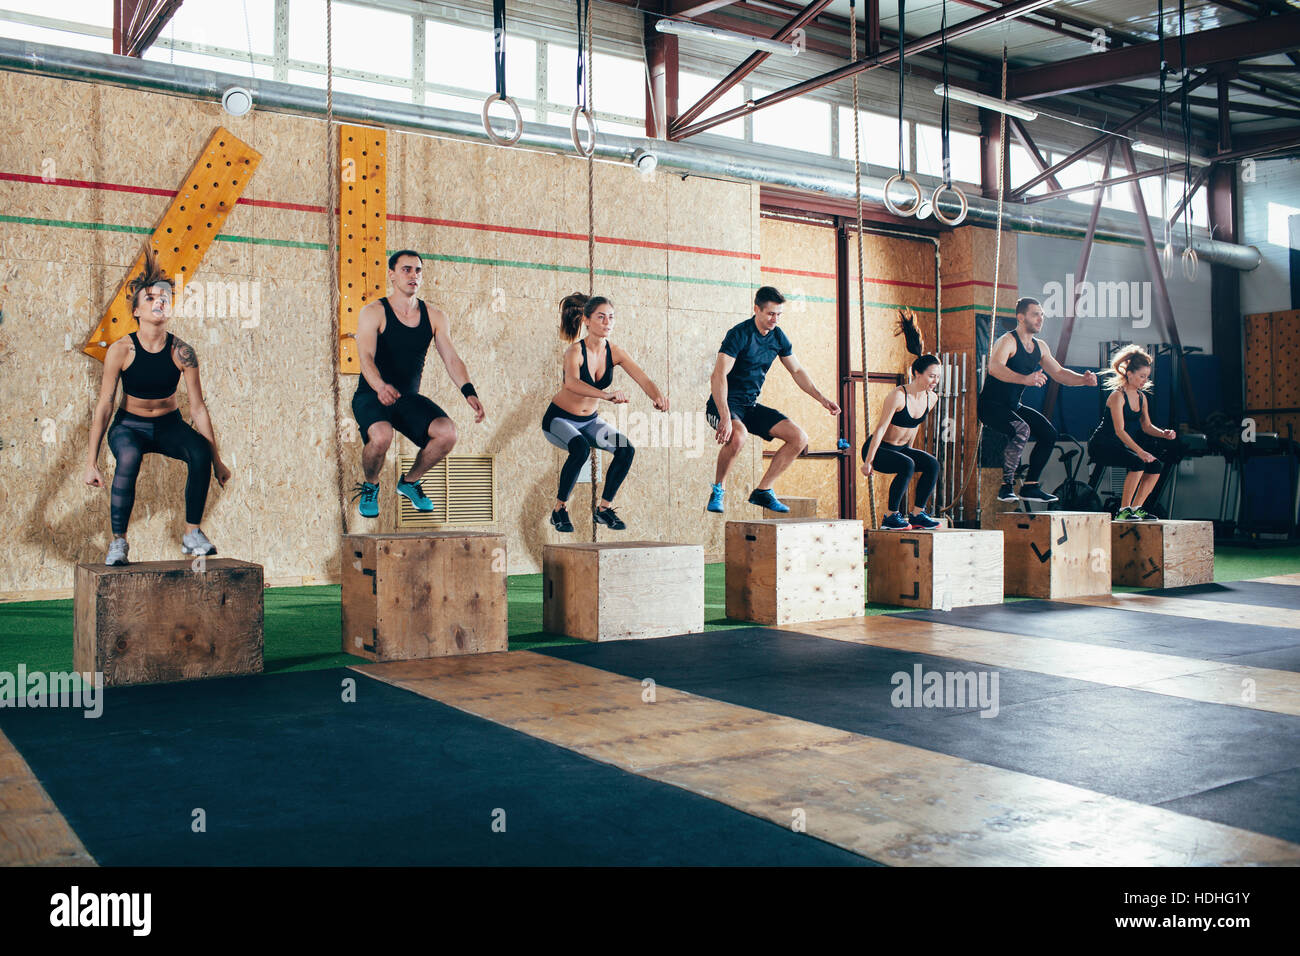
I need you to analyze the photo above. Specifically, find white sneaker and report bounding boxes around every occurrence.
[181,528,217,556]
[105,537,129,565]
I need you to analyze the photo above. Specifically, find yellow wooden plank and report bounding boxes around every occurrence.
[1251,574,1300,587]
[82,127,262,362]
[0,728,95,867]
[1064,592,1300,629]
[338,124,387,375]
[783,616,1300,717]
[354,654,1300,866]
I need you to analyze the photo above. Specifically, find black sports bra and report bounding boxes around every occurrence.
[889,387,932,428]
[120,331,181,400]
[579,339,614,390]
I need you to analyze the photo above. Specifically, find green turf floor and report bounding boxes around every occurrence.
[2,545,1296,678]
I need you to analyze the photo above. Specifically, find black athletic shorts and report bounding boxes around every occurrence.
[352,389,449,446]
[705,396,788,442]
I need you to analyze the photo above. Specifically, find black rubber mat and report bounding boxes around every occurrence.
[539,629,1300,843]
[897,601,1300,671]
[0,668,874,866]
[1147,580,1300,610]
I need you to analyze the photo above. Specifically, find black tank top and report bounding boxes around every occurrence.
[981,332,1041,406]
[1092,390,1145,443]
[889,387,931,428]
[360,298,434,396]
[119,331,181,399]
[579,339,614,389]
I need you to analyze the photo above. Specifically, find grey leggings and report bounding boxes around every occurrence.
[542,402,635,503]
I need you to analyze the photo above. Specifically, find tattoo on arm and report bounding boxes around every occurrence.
[175,338,199,369]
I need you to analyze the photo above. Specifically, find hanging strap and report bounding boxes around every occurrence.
[897,0,906,179]
[939,0,951,186]
[493,0,508,99]
[576,0,590,113]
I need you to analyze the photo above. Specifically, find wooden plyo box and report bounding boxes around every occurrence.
[778,497,818,519]
[867,528,1003,609]
[543,542,704,642]
[342,532,508,661]
[74,559,264,687]
[1111,520,1214,588]
[726,519,865,625]
[994,511,1111,599]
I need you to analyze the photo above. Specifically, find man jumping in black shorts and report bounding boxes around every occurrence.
[705,286,839,513]
[978,296,1097,503]
[351,250,485,518]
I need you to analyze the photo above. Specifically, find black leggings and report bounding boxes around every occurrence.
[978,400,1057,485]
[867,442,939,514]
[542,405,636,504]
[1089,435,1165,475]
[106,409,212,535]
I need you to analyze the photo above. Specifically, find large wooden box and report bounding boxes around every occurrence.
[867,528,1004,609]
[1111,520,1214,588]
[994,511,1111,599]
[342,532,508,661]
[725,518,865,625]
[543,542,704,642]
[74,559,264,686]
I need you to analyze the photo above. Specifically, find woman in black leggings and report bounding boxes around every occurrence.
[83,248,231,564]
[1087,345,1176,520]
[542,292,668,532]
[860,312,942,530]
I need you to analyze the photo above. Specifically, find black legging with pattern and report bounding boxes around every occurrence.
[106,409,212,535]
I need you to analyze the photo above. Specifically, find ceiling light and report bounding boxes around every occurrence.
[933,84,1038,121]
[655,20,800,57]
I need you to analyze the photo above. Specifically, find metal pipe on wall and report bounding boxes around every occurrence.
[0,37,1263,272]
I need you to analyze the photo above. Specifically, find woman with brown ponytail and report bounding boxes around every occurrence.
[1088,345,1176,520]
[541,293,668,533]
[859,311,943,530]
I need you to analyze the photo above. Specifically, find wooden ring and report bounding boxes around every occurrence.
[931,183,969,226]
[883,173,923,217]
[1182,246,1199,282]
[482,93,523,146]
[570,107,597,158]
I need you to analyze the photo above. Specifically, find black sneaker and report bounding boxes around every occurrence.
[997,483,1019,502]
[1018,483,1058,503]
[593,506,626,530]
[550,508,574,533]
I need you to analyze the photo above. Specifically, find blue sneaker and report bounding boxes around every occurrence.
[351,481,380,518]
[397,476,434,511]
[706,483,725,513]
[909,511,941,530]
[749,488,789,513]
[881,511,911,530]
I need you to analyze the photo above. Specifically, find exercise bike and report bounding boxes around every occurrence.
[1050,434,1103,512]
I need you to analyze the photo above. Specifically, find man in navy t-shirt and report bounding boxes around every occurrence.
[705,286,840,513]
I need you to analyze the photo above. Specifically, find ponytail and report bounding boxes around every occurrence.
[1103,344,1154,392]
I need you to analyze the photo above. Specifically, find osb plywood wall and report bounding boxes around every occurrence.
[0,69,763,597]
[1244,309,1300,440]
[848,229,939,524]
[939,224,1018,521]
[757,216,839,519]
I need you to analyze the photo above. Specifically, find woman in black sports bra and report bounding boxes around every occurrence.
[860,312,942,530]
[83,248,231,565]
[541,292,668,533]
[1087,345,1176,520]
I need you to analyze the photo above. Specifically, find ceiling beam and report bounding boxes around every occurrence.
[672,0,1061,140]
[1008,12,1300,100]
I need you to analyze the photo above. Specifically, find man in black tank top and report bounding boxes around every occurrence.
[978,297,1097,503]
[350,250,486,518]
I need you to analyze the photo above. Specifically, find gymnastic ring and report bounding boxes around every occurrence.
[570,106,597,158]
[1181,246,1199,282]
[1160,242,1174,279]
[931,182,969,227]
[481,93,523,147]
[882,173,923,218]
